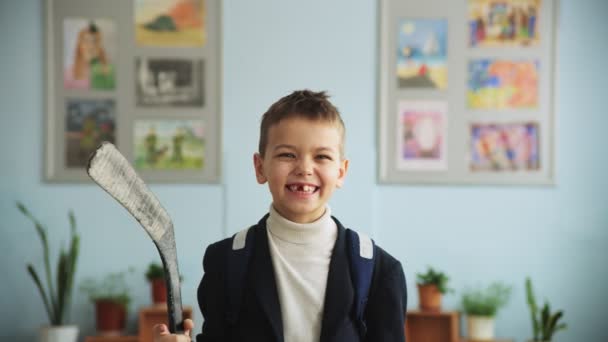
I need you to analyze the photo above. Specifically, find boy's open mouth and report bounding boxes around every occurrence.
[286,184,319,194]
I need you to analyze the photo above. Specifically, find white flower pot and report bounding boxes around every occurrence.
[467,315,495,340]
[39,325,79,342]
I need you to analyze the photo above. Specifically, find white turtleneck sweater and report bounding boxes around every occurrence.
[266,206,338,342]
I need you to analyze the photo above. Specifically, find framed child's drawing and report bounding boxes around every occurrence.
[378,0,558,185]
[44,0,222,183]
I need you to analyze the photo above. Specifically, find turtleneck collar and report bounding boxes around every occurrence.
[267,205,336,245]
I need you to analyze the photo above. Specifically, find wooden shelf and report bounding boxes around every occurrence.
[405,310,460,342]
[85,305,193,342]
[460,340,514,342]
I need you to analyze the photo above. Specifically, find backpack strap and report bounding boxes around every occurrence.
[225,225,256,326]
[345,228,375,338]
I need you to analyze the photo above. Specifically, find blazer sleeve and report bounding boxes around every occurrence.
[364,254,408,342]
[196,241,228,342]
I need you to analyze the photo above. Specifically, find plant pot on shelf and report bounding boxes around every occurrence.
[95,299,126,336]
[151,278,167,305]
[39,325,79,342]
[466,315,495,340]
[418,283,442,311]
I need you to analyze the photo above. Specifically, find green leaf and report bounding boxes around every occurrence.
[17,202,80,325]
[416,266,451,294]
[461,282,511,316]
[63,231,79,323]
[545,310,563,340]
[56,250,69,325]
[525,277,539,340]
[27,264,54,324]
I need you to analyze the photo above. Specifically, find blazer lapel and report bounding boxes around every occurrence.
[251,219,284,342]
[319,221,354,342]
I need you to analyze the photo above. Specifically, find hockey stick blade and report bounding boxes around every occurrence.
[87,141,184,333]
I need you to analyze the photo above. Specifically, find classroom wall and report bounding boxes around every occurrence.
[1,0,606,341]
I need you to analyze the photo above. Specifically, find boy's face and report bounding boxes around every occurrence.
[254,117,349,223]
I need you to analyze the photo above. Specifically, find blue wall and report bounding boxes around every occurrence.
[1,1,606,341]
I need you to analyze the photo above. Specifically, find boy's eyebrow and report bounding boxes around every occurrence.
[315,146,338,153]
[272,145,338,153]
[273,144,296,151]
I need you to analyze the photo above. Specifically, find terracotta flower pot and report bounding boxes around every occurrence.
[151,278,167,305]
[95,299,126,336]
[417,283,442,311]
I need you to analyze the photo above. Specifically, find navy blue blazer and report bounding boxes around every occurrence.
[196,216,407,342]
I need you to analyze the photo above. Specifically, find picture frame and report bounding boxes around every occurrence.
[378,0,558,185]
[44,0,222,183]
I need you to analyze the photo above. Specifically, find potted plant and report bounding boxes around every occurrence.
[17,202,80,342]
[461,281,511,340]
[145,262,166,305]
[525,277,567,342]
[416,266,451,311]
[80,269,133,336]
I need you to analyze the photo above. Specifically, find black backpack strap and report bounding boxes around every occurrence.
[225,225,256,326]
[345,228,375,338]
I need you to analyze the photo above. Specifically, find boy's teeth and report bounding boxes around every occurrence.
[288,185,316,193]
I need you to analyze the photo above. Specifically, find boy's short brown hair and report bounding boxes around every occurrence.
[258,90,345,157]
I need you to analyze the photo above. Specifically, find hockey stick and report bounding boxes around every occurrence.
[87,141,184,333]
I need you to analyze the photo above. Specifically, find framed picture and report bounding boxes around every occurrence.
[378,0,558,185]
[44,0,221,183]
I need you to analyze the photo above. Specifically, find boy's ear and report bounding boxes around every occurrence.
[336,159,349,188]
[253,153,267,184]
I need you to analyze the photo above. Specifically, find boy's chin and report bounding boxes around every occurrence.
[275,205,327,223]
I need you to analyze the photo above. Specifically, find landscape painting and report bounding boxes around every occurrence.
[396,18,448,89]
[134,119,205,170]
[135,0,206,47]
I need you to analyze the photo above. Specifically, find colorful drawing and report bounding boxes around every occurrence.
[134,120,205,170]
[468,0,541,47]
[470,122,539,171]
[63,18,116,90]
[468,59,539,109]
[136,58,204,107]
[397,19,448,89]
[135,0,206,47]
[396,101,447,171]
[65,99,116,167]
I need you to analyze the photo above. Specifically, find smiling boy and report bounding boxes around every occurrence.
[154,90,407,342]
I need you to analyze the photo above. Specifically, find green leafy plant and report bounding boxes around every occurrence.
[145,262,165,281]
[416,266,451,294]
[80,269,134,308]
[17,201,80,326]
[526,277,567,341]
[461,282,512,316]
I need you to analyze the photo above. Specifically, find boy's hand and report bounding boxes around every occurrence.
[153,319,194,342]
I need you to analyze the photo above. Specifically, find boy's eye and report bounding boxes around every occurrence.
[277,152,296,159]
[316,154,333,161]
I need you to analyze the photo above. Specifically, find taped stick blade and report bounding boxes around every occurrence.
[87,141,172,242]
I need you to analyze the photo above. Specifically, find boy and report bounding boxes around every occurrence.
[154,90,407,342]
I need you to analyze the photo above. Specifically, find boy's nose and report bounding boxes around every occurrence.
[295,159,313,176]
